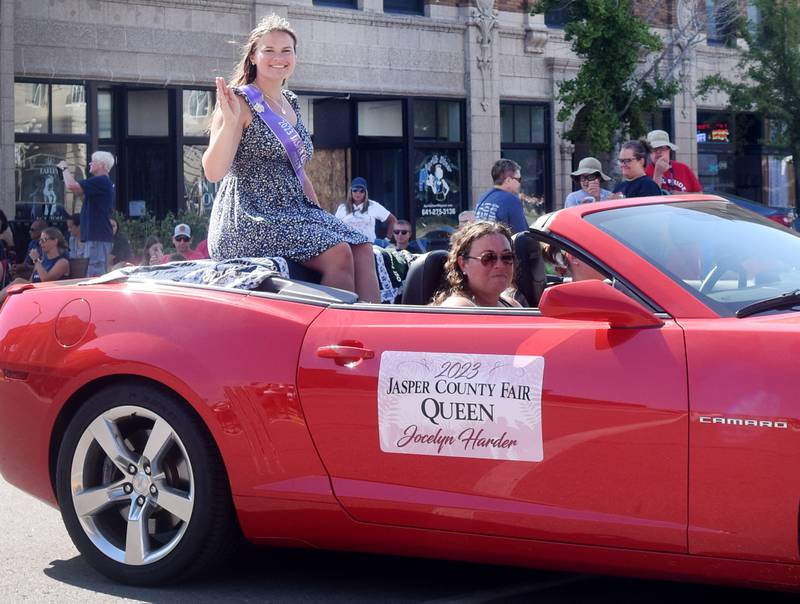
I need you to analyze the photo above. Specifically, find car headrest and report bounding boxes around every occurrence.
[401,250,448,306]
[512,231,546,307]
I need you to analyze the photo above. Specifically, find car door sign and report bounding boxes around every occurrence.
[378,351,544,461]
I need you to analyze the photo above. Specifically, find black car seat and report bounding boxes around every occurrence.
[286,259,322,284]
[512,231,547,307]
[401,250,448,305]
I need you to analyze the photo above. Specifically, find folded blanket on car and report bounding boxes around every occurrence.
[112,257,290,290]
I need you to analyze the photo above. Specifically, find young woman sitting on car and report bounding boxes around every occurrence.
[432,221,521,308]
[0,227,70,303]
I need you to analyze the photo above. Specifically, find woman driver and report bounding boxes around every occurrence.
[432,221,521,308]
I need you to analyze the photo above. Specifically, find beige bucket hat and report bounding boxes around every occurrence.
[570,157,610,182]
[647,129,678,151]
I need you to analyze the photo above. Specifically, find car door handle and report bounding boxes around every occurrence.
[316,345,375,362]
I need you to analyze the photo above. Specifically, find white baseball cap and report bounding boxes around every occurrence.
[173,223,191,238]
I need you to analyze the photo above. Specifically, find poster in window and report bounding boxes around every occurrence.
[14,143,85,220]
[414,149,461,237]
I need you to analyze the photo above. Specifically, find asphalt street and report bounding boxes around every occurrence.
[1,473,796,603]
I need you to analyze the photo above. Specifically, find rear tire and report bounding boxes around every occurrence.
[55,381,237,585]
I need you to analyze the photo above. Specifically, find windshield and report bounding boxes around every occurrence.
[584,201,800,317]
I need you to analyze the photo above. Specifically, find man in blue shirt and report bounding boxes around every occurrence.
[473,159,529,234]
[59,151,115,277]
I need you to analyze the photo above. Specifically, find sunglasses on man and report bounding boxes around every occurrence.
[463,250,515,267]
[174,236,190,242]
[393,229,409,235]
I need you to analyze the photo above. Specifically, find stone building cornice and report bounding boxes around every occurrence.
[121,0,251,12]
[288,6,467,33]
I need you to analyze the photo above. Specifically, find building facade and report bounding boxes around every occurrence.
[0,0,795,242]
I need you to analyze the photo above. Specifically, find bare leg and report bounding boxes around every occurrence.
[302,243,355,292]
[352,243,380,303]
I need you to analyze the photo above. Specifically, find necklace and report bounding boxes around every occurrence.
[260,89,287,116]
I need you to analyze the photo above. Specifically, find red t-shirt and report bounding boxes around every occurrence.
[645,160,703,194]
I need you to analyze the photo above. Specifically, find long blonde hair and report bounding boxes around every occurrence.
[432,221,515,305]
[230,14,298,87]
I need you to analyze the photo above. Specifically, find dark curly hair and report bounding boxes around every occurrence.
[432,220,515,305]
[621,139,653,161]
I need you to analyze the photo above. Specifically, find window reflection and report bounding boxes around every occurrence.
[14,83,49,134]
[183,145,218,215]
[52,84,87,134]
[98,90,113,139]
[14,142,87,216]
[183,89,214,137]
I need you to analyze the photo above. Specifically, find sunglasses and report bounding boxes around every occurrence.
[579,174,600,182]
[174,236,190,242]
[393,230,409,235]
[39,237,52,243]
[618,158,637,166]
[509,175,522,183]
[463,251,515,267]
[351,188,365,193]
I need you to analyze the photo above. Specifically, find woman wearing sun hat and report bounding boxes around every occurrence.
[564,157,612,208]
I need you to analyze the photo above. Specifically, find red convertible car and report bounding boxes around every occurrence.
[1,196,799,591]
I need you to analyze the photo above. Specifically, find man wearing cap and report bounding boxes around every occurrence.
[565,157,612,208]
[474,159,529,234]
[645,130,703,194]
[162,224,205,262]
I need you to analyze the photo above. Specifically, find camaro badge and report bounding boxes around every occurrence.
[699,416,788,429]
[378,351,544,461]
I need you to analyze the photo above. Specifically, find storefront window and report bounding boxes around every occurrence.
[98,90,113,139]
[697,113,731,144]
[502,105,546,145]
[183,145,218,215]
[763,154,796,208]
[501,148,548,223]
[698,152,734,193]
[501,102,550,214]
[14,142,87,217]
[128,90,168,136]
[52,84,87,135]
[182,89,214,137]
[358,101,403,137]
[14,83,49,134]
[414,100,460,142]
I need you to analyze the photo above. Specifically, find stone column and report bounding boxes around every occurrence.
[556,139,574,210]
[0,0,13,217]
[547,57,581,210]
[466,0,501,207]
[672,51,698,173]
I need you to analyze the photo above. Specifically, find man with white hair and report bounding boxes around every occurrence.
[58,151,116,276]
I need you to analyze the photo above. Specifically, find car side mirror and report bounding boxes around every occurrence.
[538,279,664,329]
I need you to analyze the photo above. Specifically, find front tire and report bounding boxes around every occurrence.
[56,381,237,585]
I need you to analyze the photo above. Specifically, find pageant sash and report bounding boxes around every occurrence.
[238,84,307,187]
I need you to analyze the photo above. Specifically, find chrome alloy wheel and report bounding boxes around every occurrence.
[69,405,194,566]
